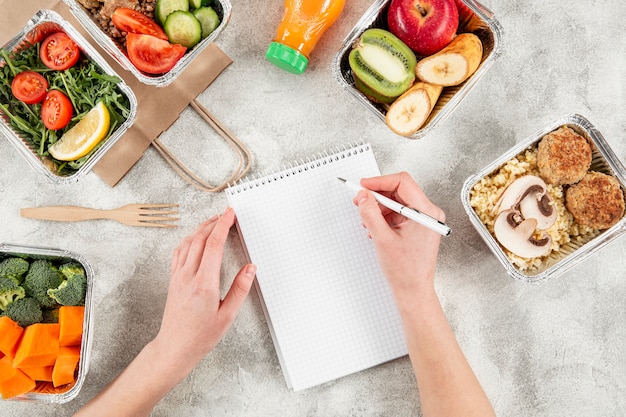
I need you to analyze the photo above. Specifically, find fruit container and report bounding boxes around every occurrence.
[0,10,137,184]
[62,0,232,87]
[332,0,503,139]
[461,114,626,283]
[0,243,95,403]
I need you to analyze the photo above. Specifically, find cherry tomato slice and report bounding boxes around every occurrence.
[112,7,168,41]
[41,90,73,130]
[11,71,48,104]
[126,33,186,75]
[40,32,80,71]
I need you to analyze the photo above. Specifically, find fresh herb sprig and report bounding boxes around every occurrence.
[0,41,131,174]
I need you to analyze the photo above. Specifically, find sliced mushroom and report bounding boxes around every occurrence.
[493,209,552,258]
[519,193,557,229]
[493,175,557,230]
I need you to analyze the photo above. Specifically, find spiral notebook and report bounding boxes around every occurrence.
[226,143,407,391]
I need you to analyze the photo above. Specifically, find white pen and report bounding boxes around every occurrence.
[338,177,451,236]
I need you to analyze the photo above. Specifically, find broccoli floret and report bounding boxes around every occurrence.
[0,257,30,285]
[4,297,43,327]
[47,273,87,306]
[58,262,86,280]
[0,277,26,311]
[23,260,64,309]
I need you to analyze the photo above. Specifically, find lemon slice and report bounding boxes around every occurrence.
[49,101,110,161]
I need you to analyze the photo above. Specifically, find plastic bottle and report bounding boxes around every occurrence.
[265,0,346,75]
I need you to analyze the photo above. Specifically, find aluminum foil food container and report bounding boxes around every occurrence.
[0,10,137,184]
[332,0,503,139]
[63,0,232,87]
[0,243,95,403]
[461,114,626,283]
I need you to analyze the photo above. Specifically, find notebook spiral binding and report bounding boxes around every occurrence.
[226,141,370,195]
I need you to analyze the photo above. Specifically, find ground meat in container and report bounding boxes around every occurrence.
[76,0,158,45]
[537,126,592,185]
[565,171,625,230]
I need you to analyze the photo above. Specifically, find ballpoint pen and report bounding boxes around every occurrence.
[338,177,451,236]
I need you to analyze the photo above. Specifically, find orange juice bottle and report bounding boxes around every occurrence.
[265,0,346,75]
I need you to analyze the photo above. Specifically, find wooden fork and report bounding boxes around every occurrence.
[20,204,179,228]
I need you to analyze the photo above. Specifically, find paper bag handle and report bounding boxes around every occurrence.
[152,99,253,192]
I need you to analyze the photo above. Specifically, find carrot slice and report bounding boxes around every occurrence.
[58,306,85,347]
[52,346,80,387]
[20,365,54,382]
[0,316,24,358]
[0,363,35,399]
[13,323,60,368]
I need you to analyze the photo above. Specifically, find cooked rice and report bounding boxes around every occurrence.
[469,146,597,272]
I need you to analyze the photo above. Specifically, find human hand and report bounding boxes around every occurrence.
[154,208,256,371]
[354,172,444,304]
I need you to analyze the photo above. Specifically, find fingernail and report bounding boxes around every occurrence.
[356,190,368,205]
[244,264,257,278]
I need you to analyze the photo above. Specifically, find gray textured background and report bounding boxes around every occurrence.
[1,0,625,416]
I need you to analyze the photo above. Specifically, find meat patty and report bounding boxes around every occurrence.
[566,171,625,229]
[537,126,592,185]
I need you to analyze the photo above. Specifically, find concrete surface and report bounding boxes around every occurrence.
[1,0,625,416]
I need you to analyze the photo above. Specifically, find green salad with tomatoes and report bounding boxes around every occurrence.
[0,31,131,174]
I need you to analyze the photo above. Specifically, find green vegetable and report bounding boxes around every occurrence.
[58,262,86,280]
[0,42,131,175]
[164,10,202,48]
[0,257,30,285]
[156,0,190,25]
[0,277,26,311]
[22,260,64,309]
[193,7,220,39]
[47,273,87,307]
[4,297,43,327]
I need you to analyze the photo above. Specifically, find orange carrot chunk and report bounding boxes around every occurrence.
[58,306,85,347]
[0,356,17,383]
[0,367,36,399]
[52,346,80,387]
[0,316,24,358]
[13,323,60,368]
[20,365,54,382]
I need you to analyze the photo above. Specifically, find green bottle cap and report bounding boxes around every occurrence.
[265,42,309,75]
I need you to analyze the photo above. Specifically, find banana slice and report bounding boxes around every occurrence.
[415,33,483,87]
[385,82,443,137]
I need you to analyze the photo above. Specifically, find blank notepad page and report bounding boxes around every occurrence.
[226,143,407,391]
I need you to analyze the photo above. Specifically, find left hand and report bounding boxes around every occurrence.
[153,208,256,368]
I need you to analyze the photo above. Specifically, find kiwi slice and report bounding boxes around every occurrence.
[353,74,397,104]
[349,28,416,100]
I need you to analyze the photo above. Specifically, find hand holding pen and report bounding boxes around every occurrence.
[345,172,446,303]
[339,176,451,236]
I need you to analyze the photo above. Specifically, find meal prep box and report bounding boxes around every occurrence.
[461,114,626,283]
[0,10,137,184]
[62,0,232,86]
[332,0,503,139]
[0,243,94,403]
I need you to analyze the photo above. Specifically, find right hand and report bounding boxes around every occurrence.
[354,172,445,304]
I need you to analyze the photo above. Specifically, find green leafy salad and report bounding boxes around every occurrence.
[0,37,131,174]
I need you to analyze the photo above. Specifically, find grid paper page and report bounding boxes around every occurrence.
[226,144,407,391]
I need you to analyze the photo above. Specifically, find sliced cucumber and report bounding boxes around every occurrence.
[189,0,203,9]
[193,7,220,39]
[156,0,189,25]
[164,11,202,48]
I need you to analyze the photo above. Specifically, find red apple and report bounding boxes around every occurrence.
[454,0,475,28]
[387,0,459,56]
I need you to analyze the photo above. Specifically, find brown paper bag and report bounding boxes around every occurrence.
[0,0,251,190]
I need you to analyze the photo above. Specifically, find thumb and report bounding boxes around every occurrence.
[220,264,256,320]
[357,190,392,241]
